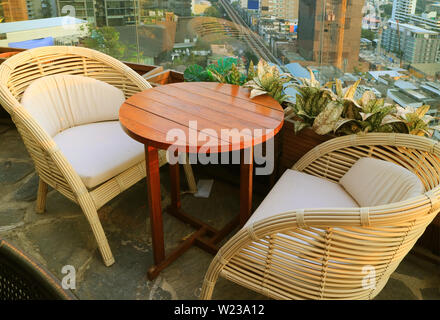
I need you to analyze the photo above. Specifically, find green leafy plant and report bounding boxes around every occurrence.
[287,70,336,133]
[395,105,440,137]
[334,91,406,135]
[288,72,439,138]
[243,59,291,104]
[184,57,247,85]
[183,64,212,82]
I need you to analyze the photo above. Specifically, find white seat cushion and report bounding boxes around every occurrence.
[21,74,125,137]
[245,169,359,227]
[339,157,425,207]
[242,170,359,272]
[53,121,144,189]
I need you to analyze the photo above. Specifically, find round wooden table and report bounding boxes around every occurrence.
[119,82,284,279]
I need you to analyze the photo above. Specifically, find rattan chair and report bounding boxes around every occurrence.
[0,239,77,300]
[201,133,440,300]
[0,46,196,267]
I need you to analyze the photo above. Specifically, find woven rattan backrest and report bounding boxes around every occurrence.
[227,133,440,299]
[294,133,440,192]
[1,46,150,105]
[0,46,151,198]
[0,239,77,300]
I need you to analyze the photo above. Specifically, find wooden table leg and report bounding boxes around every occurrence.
[145,145,165,271]
[240,146,254,226]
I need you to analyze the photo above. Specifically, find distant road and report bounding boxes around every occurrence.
[218,0,282,65]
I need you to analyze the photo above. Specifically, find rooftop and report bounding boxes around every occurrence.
[410,63,440,77]
[1,122,438,300]
[388,20,439,34]
[285,62,310,78]
[368,70,404,81]
[394,80,418,90]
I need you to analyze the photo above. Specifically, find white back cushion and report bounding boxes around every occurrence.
[21,74,125,136]
[339,157,424,207]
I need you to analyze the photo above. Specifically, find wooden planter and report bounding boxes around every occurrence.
[277,119,334,177]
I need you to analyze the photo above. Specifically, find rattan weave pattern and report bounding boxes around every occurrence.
[200,133,440,300]
[0,46,196,267]
[0,239,76,300]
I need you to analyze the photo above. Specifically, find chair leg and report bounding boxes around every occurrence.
[81,205,115,267]
[35,179,48,213]
[200,265,221,300]
[182,155,197,193]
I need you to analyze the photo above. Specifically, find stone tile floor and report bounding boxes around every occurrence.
[0,122,439,300]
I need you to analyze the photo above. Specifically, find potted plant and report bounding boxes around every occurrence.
[243,62,439,176]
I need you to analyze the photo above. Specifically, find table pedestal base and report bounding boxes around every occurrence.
[146,148,253,281]
[147,206,239,280]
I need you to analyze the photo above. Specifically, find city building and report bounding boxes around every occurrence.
[409,62,440,79]
[168,0,192,16]
[56,0,95,24]
[387,88,423,108]
[381,20,440,64]
[391,0,440,32]
[360,38,373,50]
[391,0,417,21]
[260,0,299,21]
[367,69,407,84]
[0,17,88,47]
[297,0,364,72]
[1,0,28,22]
[355,85,382,99]
[191,0,211,15]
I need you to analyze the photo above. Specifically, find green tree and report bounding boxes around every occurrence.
[380,3,393,17]
[82,25,127,60]
[361,29,376,41]
[416,0,427,14]
[204,6,221,17]
[41,0,52,18]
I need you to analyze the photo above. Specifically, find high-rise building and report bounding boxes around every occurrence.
[56,0,95,23]
[391,0,417,21]
[297,0,364,72]
[167,0,192,16]
[381,20,440,64]
[1,0,29,21]
[261,0,299,20]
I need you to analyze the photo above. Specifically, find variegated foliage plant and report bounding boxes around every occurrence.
[287,69,439,138]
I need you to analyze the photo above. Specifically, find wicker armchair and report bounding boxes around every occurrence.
[200,133,440,300]
[0,239,77,300]
[0,46,196,267]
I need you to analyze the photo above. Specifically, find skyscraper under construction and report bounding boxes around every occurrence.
[297,0,364,72]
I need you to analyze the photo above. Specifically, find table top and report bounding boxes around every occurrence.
[119,82,284,152]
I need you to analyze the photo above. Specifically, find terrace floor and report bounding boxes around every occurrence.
[1,122,440,300]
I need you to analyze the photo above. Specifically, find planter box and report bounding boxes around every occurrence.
[277,119,334,177]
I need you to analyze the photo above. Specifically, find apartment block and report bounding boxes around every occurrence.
[261,0,299,20]
[391,0,417,21]
[381,20,440,64]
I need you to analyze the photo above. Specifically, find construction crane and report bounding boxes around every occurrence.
[396,19,404,68]
[336,0,348,71]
